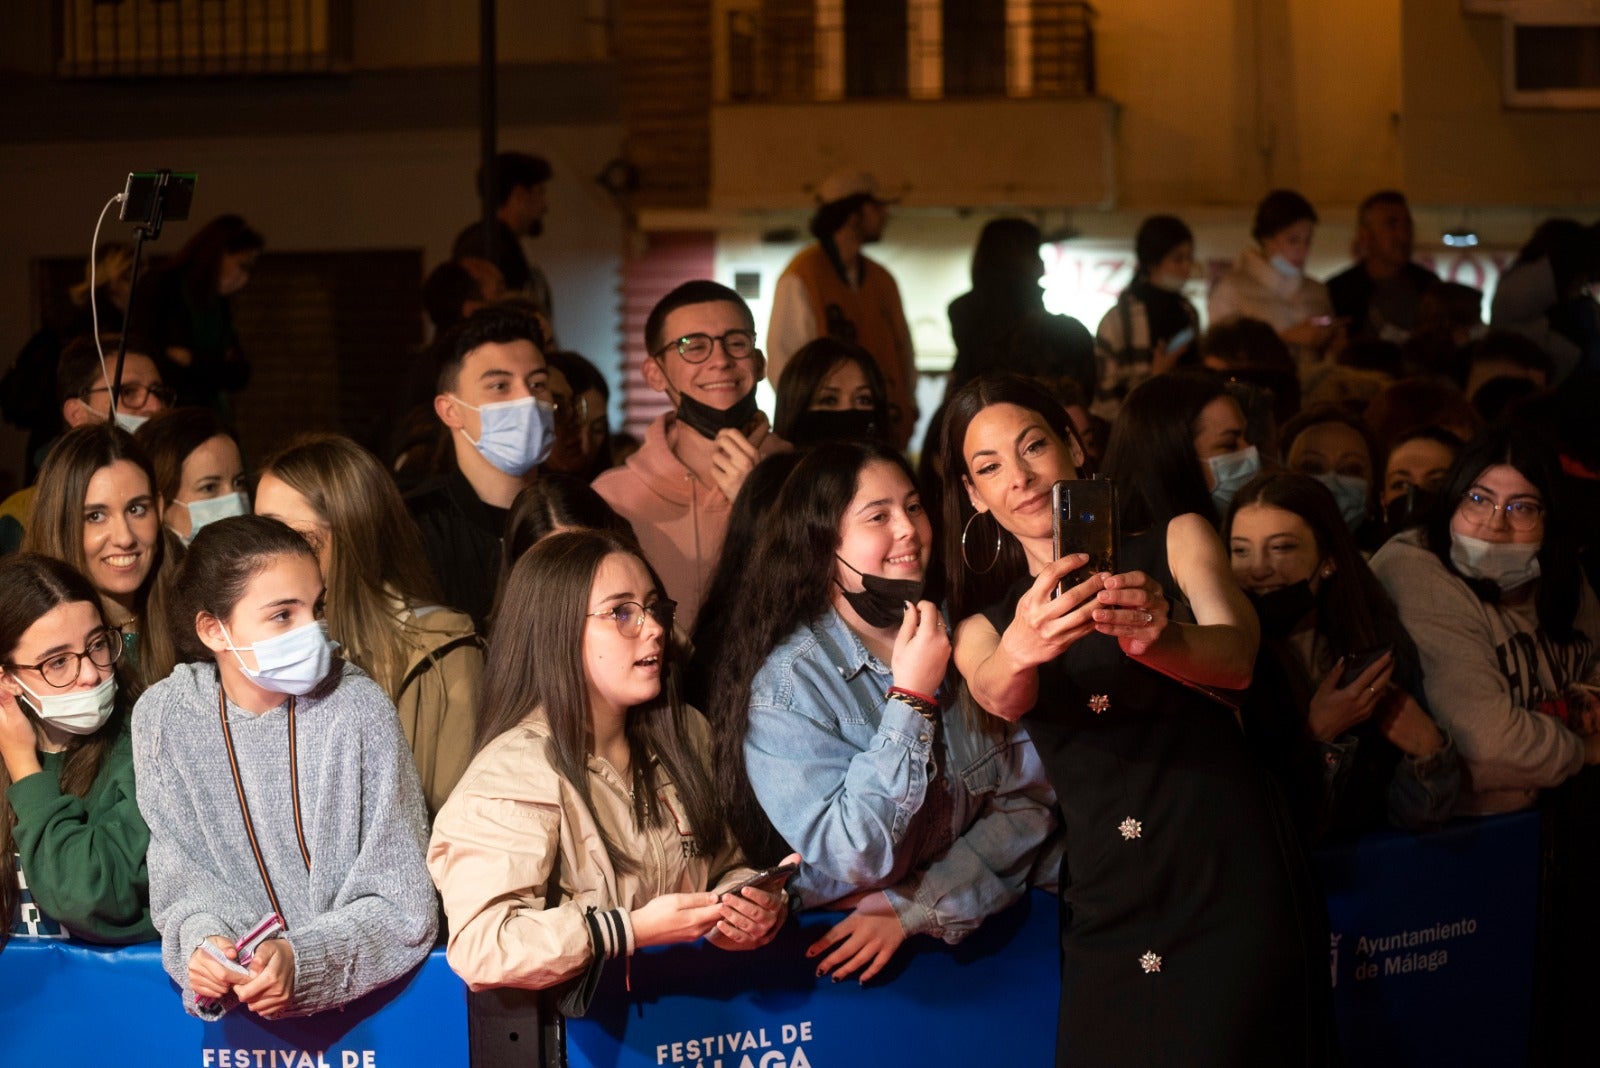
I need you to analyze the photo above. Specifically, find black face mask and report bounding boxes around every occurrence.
[788,408,883,447]
[1246,580,1318,637]
[673,384,760,440]
[835,556,923,630]
[1384,485,1436,536]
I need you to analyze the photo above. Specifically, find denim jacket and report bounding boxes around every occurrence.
[745,608,1058,943]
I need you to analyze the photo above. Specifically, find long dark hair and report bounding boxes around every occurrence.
[0,554,121,952]
[477,530,724,874]
[1422,423,1582,641]
[491,475,636,626]
[707,440,927,865]
[1101,371,1231,531]
[23,424,179,695]
[772,338,890,443]
[1226,471,1396,659]
[132,407,238,511]
[938,374,1082,626]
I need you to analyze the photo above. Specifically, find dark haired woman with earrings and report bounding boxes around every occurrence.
[943,373,1331,1066]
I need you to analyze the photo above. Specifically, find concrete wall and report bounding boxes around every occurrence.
[1401,0,1600,205]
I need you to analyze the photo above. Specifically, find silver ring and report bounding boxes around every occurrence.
[1366,685,1375,695]
[1142,611,1154,625]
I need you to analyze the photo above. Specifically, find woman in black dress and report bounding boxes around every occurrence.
[941,373,1330,1066]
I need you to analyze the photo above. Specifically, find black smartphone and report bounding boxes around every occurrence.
[720,862,799,899]
[1052,478,1118,596]
[1337,644,1393,688]
[119,170,197,228]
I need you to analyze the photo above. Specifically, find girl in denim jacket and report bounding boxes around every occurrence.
[709,440,1057,985]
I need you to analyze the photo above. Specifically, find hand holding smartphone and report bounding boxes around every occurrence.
[721,862,799,900]
[1337,645,1393,688]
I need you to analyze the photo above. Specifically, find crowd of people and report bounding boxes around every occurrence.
[2,156,1599,1065]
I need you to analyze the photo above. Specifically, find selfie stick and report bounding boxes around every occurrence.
[109,170,179,413]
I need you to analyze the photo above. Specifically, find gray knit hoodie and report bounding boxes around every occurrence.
[132,660,438,1018]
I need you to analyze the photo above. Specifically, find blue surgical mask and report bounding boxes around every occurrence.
[1208,445,1261,516]
[220,620,335,697]
[1450,533,1542,592]
[452,395,556,476]
[1268,254,1301,279]
[113,411,149,434]
[1313,472,1369,531]
[174,491,249,543]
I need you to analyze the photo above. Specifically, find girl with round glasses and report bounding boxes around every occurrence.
[0,553,156,949]
[134,515,437,1019]
[1372,423,1600,814]
[429,529,792,1002]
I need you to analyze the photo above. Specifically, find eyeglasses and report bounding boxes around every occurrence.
[1458,490,1545,532]
[586,599,677,638]
[4,626,123,689]
[651,330,757,364]
[84,382,177,409]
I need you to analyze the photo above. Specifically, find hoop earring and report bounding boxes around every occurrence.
[961,511,1003,574]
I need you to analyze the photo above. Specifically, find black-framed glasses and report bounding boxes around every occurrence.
[586,599,677,638]
[4,625,123,689]
[1458,490,1545,532]
[651,330,757,364]
[84,382,177,409]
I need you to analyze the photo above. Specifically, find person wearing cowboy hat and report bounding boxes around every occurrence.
[767,170,918,448]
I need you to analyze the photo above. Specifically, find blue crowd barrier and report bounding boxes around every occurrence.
[0,939,469,1068]
[0,811,1543,1068]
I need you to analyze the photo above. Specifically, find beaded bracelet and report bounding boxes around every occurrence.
[887,687,939,719]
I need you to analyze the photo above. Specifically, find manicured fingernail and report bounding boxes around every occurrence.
[815,967,825,977]
[831,975,843,984]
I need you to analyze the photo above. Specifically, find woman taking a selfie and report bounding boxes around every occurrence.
[943,373,1329,1066]
[429,529,791,1002]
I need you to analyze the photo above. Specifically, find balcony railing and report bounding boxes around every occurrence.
[725,0,1095,104]
[57,0,352,78]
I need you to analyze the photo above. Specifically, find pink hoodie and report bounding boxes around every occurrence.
[593,412,789,632]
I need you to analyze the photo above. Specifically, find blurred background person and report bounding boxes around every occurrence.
[1093,214,1201,418]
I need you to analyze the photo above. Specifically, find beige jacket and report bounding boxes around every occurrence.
[427,709,750,992]
[393,603,484,815]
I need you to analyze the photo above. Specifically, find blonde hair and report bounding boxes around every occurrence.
[257,434,441,695]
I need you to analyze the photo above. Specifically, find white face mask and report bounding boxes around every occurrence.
[12,674,117,735]
[219,620,335,697]
[1450,533,1542,592]
[1268,253,1302,279]
[1151,272,1188,294]
[174,492,249,543]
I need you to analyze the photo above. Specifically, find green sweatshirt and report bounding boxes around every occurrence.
[8,727,156,943]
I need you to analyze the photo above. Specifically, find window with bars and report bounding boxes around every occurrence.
[57,0,352,78]
[723,0,1095,103]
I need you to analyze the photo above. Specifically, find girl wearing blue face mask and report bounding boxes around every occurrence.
[134,407,249,545]
[132,515,437,1020]
[1372,424,1600,815]
[1103,371,1262,531]
[1280,405,1387,553]
[0,553,156,951]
